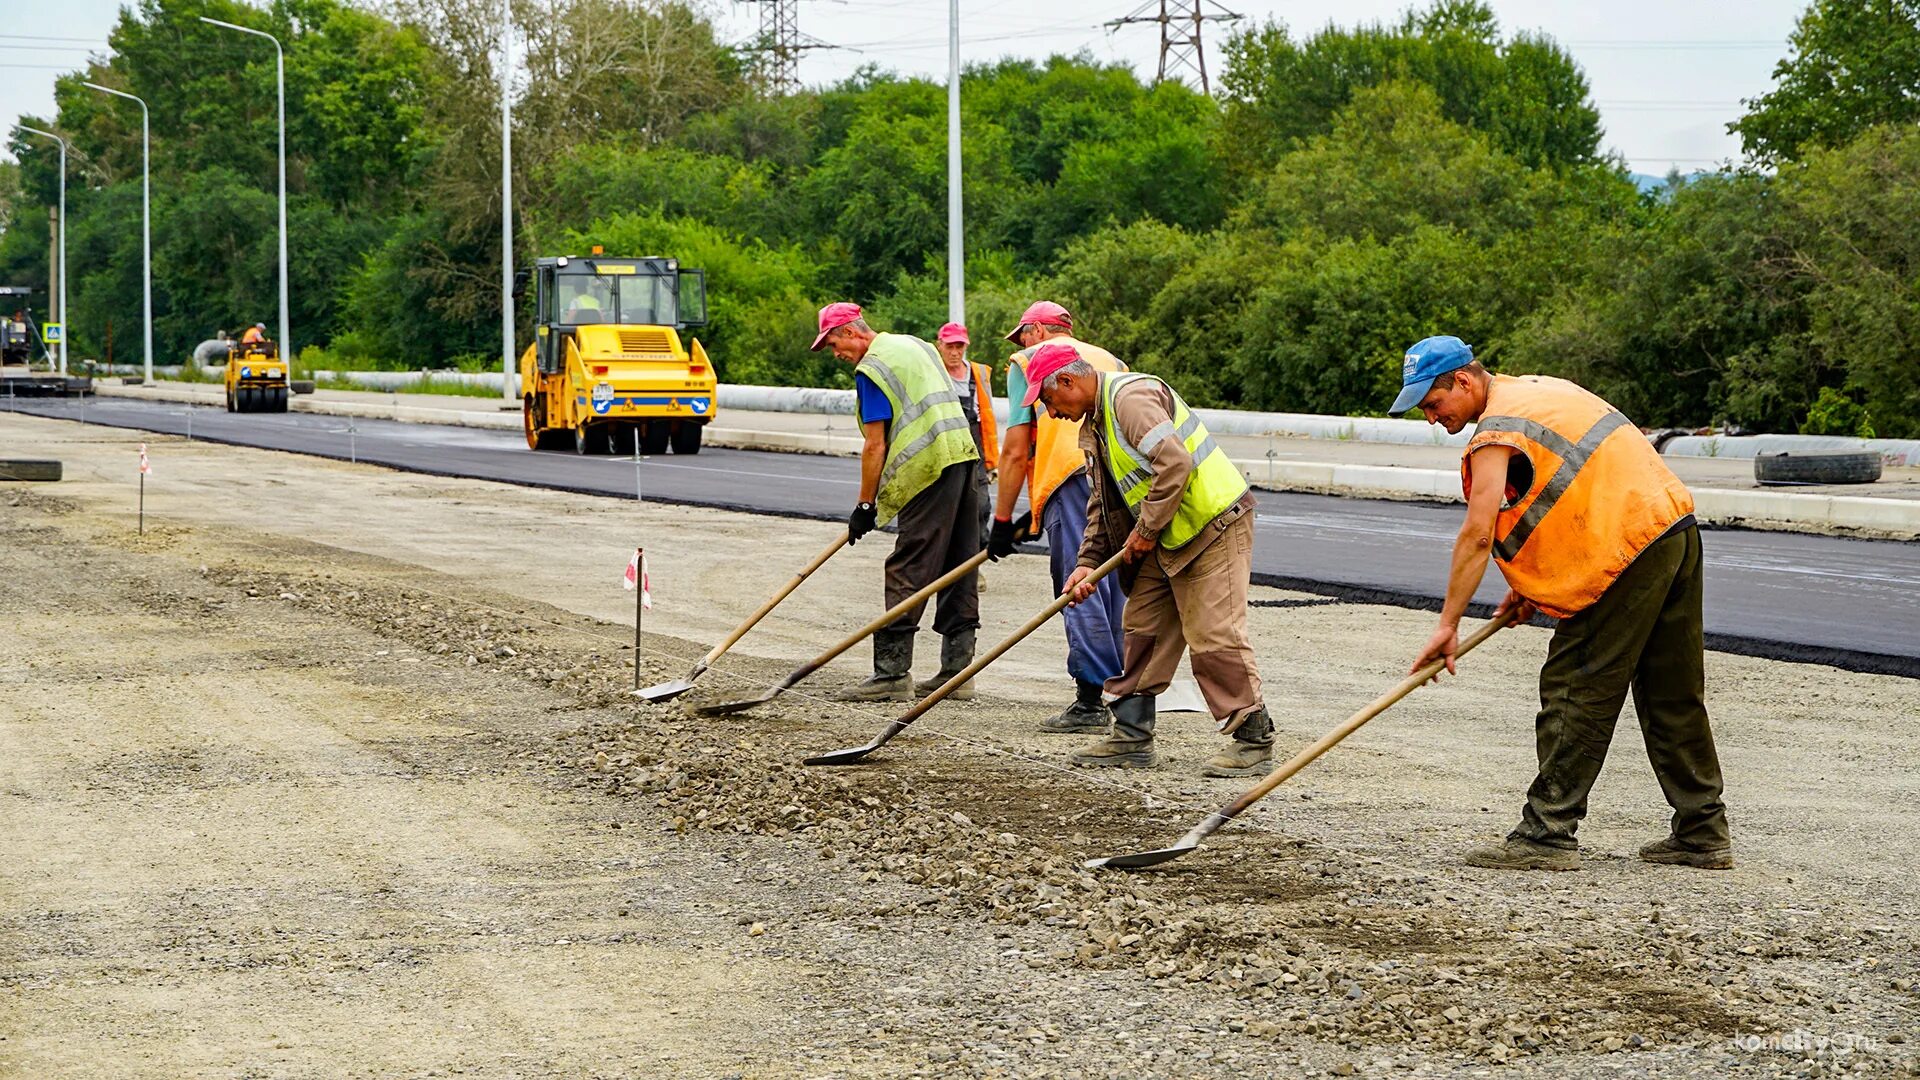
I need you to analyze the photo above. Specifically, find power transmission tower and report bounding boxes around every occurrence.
[1106,0,1242,94]
[739,0,837,95]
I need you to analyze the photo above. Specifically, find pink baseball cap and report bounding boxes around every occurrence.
[811,302,863,351]
[1004,300,1072,342]
[936,322,970,345]
[1019,342,1083,408]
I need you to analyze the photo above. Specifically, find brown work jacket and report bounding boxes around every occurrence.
[1075,372,1255,581]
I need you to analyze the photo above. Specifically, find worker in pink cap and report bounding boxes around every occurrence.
[811,302,984,701]
[935,322,1000,586]
[1026,343,1272,777]
[990,301,1129,736]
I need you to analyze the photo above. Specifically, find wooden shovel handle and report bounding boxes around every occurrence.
[699,531,849,667]
[1214,609,1519,824]
[894,549,1130,727]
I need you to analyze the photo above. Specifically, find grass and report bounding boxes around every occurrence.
[304,374,508,399]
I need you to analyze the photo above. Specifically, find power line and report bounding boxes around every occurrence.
[736,0,841,95]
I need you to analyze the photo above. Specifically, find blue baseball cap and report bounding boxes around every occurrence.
[1390,336,1474,414]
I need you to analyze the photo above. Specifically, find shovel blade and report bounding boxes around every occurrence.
[1084,841,1199,871]
[689,689,779,717]
[632,678,697,702]
[803,742,881,767]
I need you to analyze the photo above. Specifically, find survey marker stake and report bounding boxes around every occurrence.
[633,531,849,703]
[1086,609,1519,871]
[804,549,1129,766]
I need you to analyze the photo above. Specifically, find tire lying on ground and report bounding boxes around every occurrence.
[1754,450,1883,485]
[290,380,315,395]
[0,459,62,482]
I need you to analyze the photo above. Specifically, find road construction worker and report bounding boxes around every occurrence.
[1036,344,1273,776]
[813,303,984,701]
[935,322,998,562]
[241,322,267,344]
[1395,335,1732,872]
[989,302,1128,736]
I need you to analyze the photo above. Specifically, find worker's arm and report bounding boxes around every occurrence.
[1117,382,1188,558]
[994,423,1031,521]
[1410,445,1519,679]
[847,419,886,544]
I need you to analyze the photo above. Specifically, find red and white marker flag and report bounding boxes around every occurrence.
[138,443,151,475]
[622,548,652,610]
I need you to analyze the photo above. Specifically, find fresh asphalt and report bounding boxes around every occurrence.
[12,394,1918,676]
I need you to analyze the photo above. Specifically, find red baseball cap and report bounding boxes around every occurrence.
[1019,342,1083,408]
[811,302,863,351]
[1004,300,1072,342]
[936,322,969,345]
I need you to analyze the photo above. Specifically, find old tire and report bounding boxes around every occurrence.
[1754,451,1882,485]
[120,375,143,386]
[640,422,670,456]
[290,379,316,395]
[0,459,61,482]
[669,421,702,455]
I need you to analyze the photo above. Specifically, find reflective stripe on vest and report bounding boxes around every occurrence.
[1099,372,1248,550]
[1463,374,1694,619]
[859,333,981,523]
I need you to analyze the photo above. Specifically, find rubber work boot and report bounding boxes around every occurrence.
[1464,837,1581,872]
[1070,693,1159,769]
[1202,706,1274,778]
[912,629,976,701]
[835,628,914,702]
[1039,680,1111,734]
[1638,836,1734,870]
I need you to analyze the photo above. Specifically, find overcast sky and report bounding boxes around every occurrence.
[4,0,1806,171]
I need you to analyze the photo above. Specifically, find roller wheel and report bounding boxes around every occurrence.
[524,398,543,450]
[574,423,612,455]
[640,422,670,456]
[225,388,238,413]
[609,423,638,457]
[272,385,290,412]
[669,421,703,455]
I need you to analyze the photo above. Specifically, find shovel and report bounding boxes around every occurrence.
[805,550,1129,766]
[1085,609,1517,870]
[693,514,1031,717]
[632,531,849,702]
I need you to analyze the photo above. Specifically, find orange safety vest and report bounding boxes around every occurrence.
[1463,374,1694,619]
[1008,336,1125,521]
[969,361,999,471]
[242,326,266,344]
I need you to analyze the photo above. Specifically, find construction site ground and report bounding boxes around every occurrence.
[3,411,1916,1079]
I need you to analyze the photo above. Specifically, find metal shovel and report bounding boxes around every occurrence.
[696,512,1034,717]
[804,550,1129,766]
[1085,609,1518,870]
[632,531,849,702]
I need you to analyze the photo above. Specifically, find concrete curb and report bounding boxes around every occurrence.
[92,383,1919,540]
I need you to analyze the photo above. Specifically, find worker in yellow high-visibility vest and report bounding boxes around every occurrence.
[1031,343,1272,777]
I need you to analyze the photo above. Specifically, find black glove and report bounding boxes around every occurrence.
[986,511,1033,561]
[848,502,877,544]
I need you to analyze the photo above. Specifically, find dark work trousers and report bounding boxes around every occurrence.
[884,460,982,637]
[1043,471,1125,685]
[1511,523,1731,851]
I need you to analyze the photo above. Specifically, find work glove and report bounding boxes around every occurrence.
[848,501,878,545]
[985,511,1033,561]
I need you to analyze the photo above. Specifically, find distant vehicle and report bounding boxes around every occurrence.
[224,337,289,412]
[1,286,34,366]
[517,254,714,455]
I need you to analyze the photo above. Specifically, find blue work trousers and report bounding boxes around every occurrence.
[1043,471,1125,686]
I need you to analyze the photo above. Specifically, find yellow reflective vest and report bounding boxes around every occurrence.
[858,332,982,523]
[1099,372,1248,550]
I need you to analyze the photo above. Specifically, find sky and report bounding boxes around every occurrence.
[2,0,1808,172]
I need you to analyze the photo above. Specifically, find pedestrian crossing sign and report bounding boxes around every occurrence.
[44,322,61,343]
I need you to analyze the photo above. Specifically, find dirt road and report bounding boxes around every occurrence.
[2,412,1915,1078]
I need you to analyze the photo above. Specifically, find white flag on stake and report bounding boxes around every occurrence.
[622,548,652,610]
[138,443,151,475]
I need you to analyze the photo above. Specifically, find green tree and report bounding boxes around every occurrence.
[1731,0,1920,165]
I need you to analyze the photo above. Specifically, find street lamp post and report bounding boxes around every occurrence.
[83,81,151,384]
[500,0,516,404]
[19,125,67,376]
[201,17,289,360]
[946,0,964,325]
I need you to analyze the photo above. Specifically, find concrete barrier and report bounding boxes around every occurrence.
[1663,433,1920,469]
